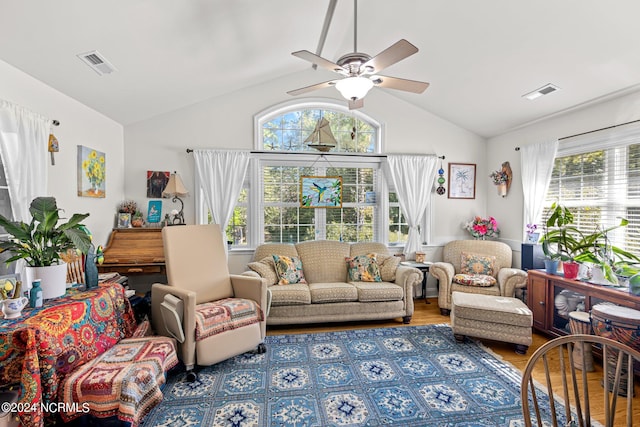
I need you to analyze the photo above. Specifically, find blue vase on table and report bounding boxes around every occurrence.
[85,245,99,289]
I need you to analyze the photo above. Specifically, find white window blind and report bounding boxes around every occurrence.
[544,122,640,253]
[262,163,377,243]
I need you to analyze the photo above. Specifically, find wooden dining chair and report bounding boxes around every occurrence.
[61,249,85,284]
[520,334,640,427]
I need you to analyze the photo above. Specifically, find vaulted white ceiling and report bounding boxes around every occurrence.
[2,0,640,138]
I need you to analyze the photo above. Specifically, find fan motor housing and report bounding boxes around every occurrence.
[336,52,372,75]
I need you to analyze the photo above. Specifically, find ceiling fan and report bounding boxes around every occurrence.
[287,0,429,110]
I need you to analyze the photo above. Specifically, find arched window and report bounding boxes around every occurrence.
[258,102,379,153]
[251,102,383,245]
[199,100,414,248]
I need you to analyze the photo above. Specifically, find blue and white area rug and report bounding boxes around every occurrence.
[142,324,563,426]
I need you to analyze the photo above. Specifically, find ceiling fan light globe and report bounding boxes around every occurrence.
[335,77,373,101]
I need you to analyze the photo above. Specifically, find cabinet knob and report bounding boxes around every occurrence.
[539,301,545,306]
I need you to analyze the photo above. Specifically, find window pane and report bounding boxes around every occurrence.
[262,108,377,153]
[544,142,640,256]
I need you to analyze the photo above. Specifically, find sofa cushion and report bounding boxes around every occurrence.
[269,283,311,306]
[352,282,404,302]
[350,242,389,257]
[461,252,496,276]
[346,253,382,282]
[376,254,401,282]
[309,282,358,303]
[295,240,351,283]
[253,243,298,262]
[247,256,278,286]
[273,255,307,285]
[453,273,497,287]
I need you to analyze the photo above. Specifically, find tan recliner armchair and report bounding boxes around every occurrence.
[429,240,527,315]
[151,224,267,381]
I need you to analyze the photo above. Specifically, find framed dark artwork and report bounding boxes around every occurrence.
[448,163,476,199]
[147,171,170,198]
[147,200,162,223]
[77,145,106,198]
[300,176,342,208]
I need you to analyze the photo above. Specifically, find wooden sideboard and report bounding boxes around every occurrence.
[98,228,166,276]
[527,269,640,337]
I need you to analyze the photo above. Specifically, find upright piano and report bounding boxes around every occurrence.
[98,228,166,276]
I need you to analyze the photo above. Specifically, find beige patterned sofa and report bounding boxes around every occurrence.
[242,240,422,325]
[429,240,528,316]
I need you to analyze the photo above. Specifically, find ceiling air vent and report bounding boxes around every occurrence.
[76,50,117,75]
[522,83,560,100]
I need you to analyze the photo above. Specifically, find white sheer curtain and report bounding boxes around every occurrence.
[520,140,558,237]
[192,149,250,254]
[0,100,50,221]
[384,154,438,259]
[0,99,51,279]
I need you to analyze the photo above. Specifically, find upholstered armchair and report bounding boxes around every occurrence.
[429,240,527,315]
[151,224,267,381]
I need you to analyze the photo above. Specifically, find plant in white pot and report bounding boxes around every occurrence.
[0,197,91,299]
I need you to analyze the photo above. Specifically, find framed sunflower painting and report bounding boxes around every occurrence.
[77,145,106,198]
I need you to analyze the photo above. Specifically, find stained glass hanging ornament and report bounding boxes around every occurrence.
[436,161,446,195]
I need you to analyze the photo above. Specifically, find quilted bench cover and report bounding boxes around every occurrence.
[59,336,178,426]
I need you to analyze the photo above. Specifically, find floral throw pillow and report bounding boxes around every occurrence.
[346,253,382,282]
[272,255,307,286]
[453,273,497,287]
[461,252,496,276]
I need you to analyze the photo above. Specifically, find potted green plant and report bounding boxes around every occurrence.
[541,202,640,283]
[131,211,144,227]
[0,197,91,299]
[572,221,640,284]
[542,203,580,278]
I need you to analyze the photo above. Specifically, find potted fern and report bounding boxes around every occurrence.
[0,197,91,299]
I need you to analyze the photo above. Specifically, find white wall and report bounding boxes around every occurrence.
[487,89,640,253]
[0,59,125,246]
[124,69,486,257]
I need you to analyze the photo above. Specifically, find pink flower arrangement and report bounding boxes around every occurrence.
[464,216,500,238]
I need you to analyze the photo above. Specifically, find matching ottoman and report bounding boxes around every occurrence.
[451,291,533,354]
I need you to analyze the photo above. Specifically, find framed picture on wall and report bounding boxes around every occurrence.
[448,163,476,199]
[77,145,106,198]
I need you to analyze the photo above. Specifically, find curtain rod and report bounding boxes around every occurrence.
[514,118,640,151]
[186,148,444,159]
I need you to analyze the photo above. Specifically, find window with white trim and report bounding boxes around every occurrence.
[543,123,640,254]
[197,101,433,248]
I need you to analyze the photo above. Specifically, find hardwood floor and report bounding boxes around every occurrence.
[267,297,639,425]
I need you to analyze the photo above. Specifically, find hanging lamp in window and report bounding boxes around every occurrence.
[305,117,337,152]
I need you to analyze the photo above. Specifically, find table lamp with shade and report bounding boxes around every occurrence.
[162,171,189,225]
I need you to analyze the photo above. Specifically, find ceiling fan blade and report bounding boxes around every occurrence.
[361,39,419,74]
[348,98,364,110]
[287,80,337,96]
[292,50,347,74]
[372,75,429,94]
